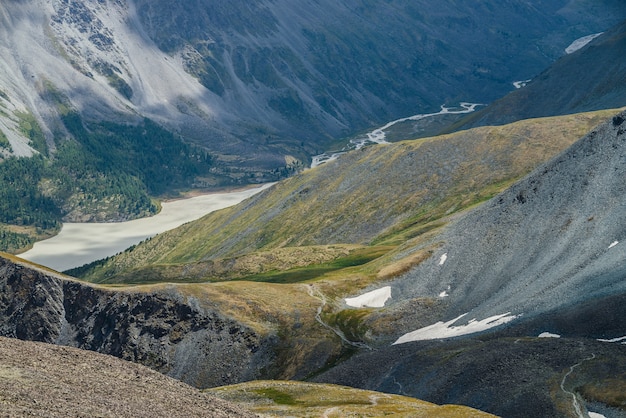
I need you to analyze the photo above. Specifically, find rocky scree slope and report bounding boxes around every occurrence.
[312,111,626,416]
[0,0,623,172]
[382,109,626,326]
[0,336,256,417]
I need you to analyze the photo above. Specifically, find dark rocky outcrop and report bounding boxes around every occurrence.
[0,255,277,389]
[315,336,626,418]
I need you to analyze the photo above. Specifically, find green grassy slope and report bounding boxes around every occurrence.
[206,380,496,417]
[74,109,620,285]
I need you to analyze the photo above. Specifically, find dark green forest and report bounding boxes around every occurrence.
[0,113,214,253]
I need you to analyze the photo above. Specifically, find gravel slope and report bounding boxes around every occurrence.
[0,336,256,417]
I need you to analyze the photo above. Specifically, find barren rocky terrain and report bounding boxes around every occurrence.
[0,336,255,417]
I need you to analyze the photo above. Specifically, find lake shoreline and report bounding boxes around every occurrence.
[19,183,274,272]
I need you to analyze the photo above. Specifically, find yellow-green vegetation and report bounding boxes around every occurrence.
[75,109,620,287]
[15,110,47,155]
[77,244,382,284]
[205,380,497,417]
[578,378,626,409]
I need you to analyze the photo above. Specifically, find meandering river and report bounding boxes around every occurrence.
[311,102,482,167]
[20,183,273,272]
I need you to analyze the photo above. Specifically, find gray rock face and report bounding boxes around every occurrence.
[0,256,276,388]
[389,109,626,326]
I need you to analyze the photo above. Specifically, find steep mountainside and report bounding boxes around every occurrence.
[373,110,626,329]
[452,18,626,130]
[0,254,280,388]
[0,0,623,169]
[72,109,619,283]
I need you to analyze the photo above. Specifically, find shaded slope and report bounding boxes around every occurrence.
[0,336,255,417]
[73,109,620,283]
[0,0,624,172]
[452,19,626,130]
[315,337,626,418]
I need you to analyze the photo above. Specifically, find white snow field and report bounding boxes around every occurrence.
[20,184,272,272]
[345,286,392,308]
[538,332,561,338]
[565,33,603,54]
[393,312,518,345]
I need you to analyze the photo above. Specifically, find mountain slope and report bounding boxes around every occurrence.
[0,0,624,169]
[73,109,620,283]
[311,111,626,417]
[0,336,255,417]
[451,18,626,130]
[379,109,626,326]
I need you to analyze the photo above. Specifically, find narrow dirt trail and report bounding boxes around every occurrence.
[305,284,372,350]
[560,352,596,418]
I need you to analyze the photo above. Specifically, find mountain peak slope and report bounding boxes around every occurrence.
[73,109,620,283]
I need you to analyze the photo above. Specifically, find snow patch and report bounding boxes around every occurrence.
[538,332,561,338]
[345,286,392,308]
[565,33,603,54]
[439,285,451,298]
[597,335,626,344]
[513,79,531,89]
[393,312,518,344]
[608,240,619,249]
[589,413,607,418]
[439,253,448,265]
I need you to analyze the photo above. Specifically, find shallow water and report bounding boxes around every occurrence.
[20,184,273,272]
